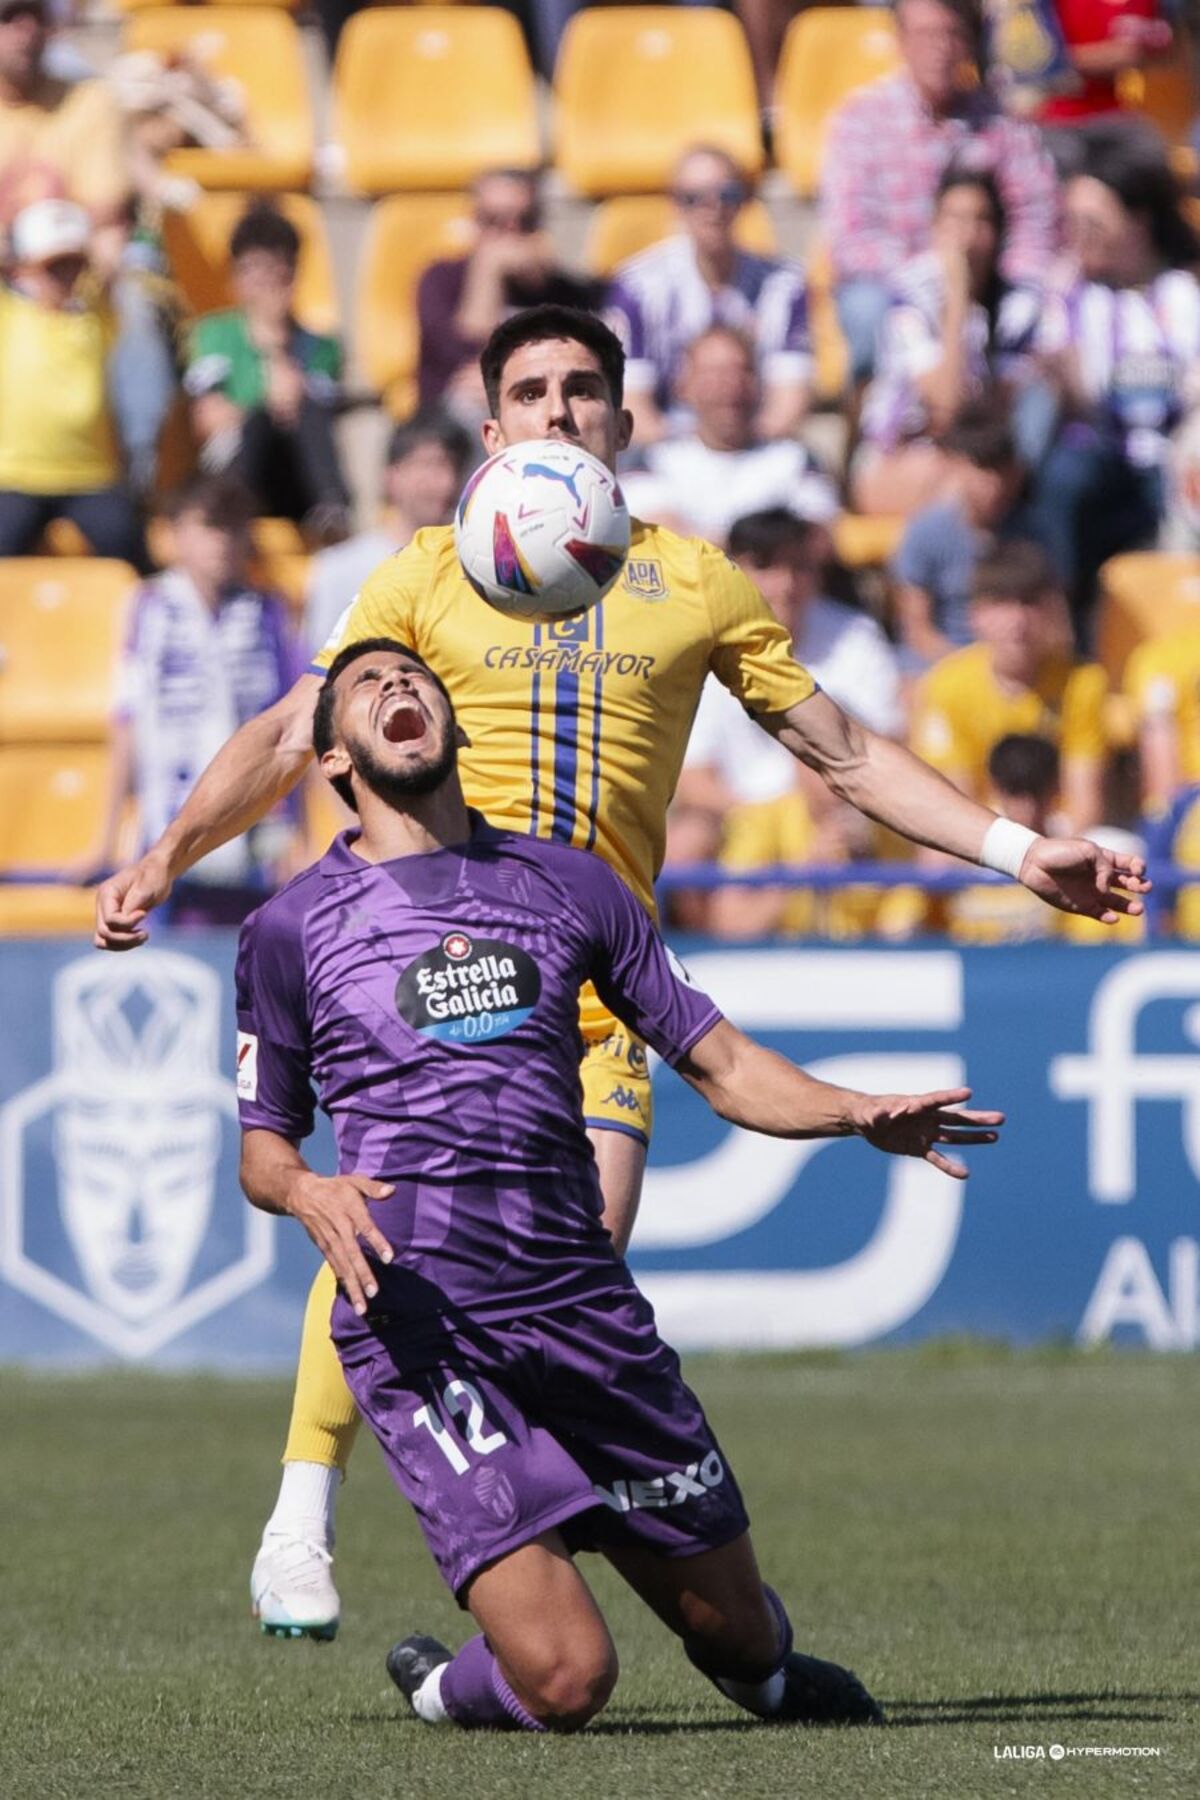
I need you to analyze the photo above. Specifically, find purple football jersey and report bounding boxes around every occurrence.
[235,814,721,1335]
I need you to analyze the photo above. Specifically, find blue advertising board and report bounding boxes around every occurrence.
[1,936,1197,1365]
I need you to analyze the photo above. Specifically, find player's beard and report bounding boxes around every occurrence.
[349,719,459,805]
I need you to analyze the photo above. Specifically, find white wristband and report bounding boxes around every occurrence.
[979,817,1039,880]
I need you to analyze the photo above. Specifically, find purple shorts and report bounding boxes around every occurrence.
[334,1285,750,1600]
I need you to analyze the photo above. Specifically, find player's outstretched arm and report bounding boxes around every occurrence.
[764,690,1150,925]
[677,1020,1003,1180]
[94,672,324,952]
[240,1127,395,1316]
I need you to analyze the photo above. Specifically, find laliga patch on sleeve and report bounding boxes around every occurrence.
[236,1031,259,1101]
[666,947,697,989]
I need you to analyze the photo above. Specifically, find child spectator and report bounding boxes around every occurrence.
[185,204,351,537]
[0,197,145,562]
[306,411,470,652]
[909,539,1109,830]
[855,170,1043,516]
[890,400,1030,671]
[75,476,303,923]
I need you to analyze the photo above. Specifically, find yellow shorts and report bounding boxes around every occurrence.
[578,981,652,1145]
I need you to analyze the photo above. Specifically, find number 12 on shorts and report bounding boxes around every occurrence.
[413,1378,509,1475]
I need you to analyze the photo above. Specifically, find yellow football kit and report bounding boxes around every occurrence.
[910,643,1109,799]
[290,518,817,1469]
[1126,629,1200,937]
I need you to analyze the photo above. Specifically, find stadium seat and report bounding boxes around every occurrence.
[831,513,905,569]
[774,8,901,199]
[0,745,117,873]
[162,193,338,335]
[1118,39,1197,168]
[0,883,101,936]
[584,194,777,277]
[553,8,763,198]
[334,8,539,195]
[124,10,314,191]
[1096,553,1200,683]
[0,561,137,745]
[356,193,475,413]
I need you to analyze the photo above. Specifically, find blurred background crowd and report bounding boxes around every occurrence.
[3,0,1200,941]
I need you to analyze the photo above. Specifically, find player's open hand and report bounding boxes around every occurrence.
[1018,836,1150,924]
[853,1087,1004,1179]
[93,852,174,951]
[283,1171,396,1315]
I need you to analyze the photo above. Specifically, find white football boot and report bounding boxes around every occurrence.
[251,1528,340,1641]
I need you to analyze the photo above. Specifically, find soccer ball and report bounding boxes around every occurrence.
[454,438,631,621]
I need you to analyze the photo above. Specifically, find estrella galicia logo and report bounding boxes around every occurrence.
[395,932,541,1045]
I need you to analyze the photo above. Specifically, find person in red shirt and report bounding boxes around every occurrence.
[1037,0,1173,131]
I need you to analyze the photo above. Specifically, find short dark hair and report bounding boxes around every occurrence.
[941,397,1018,470]
[727,507,818,565]
[384,409,472,472]
[230,202,301,265]
[1076,120,1200,270]
[971,539,1057,606]
[987,732,1060,800]
[162,473,256,531]
[480,305,625,414]
[312,636,453,812]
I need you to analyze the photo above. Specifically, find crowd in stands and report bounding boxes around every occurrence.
[3,0,1200,941]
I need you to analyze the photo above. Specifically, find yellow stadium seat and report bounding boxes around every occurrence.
[162,193,338,334]
[774,8,901,199]
[1097,552,1200,684]
[0,745,116,872]
[0,561,137,745]
[554,8,763,198]
[356,193,476,412]
[125,10,314,191]
[0,883,102,935]
[334,8,539,195]
[1118,39,1197,156]
[584,194,777,277]
[831,513,905,569]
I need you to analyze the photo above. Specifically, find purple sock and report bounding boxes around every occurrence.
[439,1634,546,1733]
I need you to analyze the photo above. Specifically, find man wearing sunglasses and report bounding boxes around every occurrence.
[605,144,812,450]
[416,168,603,424]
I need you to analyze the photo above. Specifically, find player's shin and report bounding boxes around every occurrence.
[683,1583,792,1718]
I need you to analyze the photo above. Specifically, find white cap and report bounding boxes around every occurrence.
[10,199,90,265]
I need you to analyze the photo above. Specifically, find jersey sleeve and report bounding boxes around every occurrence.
[234,901,316,1141]
[308,529,437,672]
[1062,662,1110,761]
[702,542,818,717]
[577,858,722,1066]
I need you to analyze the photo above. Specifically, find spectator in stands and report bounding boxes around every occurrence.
[890,400,1030,671]
[605,144,811,447]
[821,0,1057,389]
[1034,0,1173,152]
[306,411,470,652]
[909,540,1108,831]
[1030,126,1200,644]
[0,198,145,563]
[1125,618,1200,934]
[943,733,1063,941]
[416,170,602,423]
[854,170,1044,515]
[0,0,128,245]
[674,507,902,939]
[74,475,302,922]
[185,204,351,538]
[617,325,837,544]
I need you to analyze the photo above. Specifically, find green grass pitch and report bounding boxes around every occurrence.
[3,1346,1198,1800]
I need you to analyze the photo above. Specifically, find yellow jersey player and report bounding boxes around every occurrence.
[95,306,1149,1641]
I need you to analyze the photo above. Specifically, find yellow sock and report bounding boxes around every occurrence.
[281,1261,362,1470]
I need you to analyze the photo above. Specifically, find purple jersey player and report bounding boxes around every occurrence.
[237,636,1005,1735]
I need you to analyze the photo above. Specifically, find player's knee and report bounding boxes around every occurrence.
[527,1643,619,1730]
